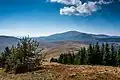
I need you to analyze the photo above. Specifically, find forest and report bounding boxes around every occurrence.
[51,42,120,66]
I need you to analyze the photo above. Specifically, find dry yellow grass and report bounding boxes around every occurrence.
[0,62,120,80]
[40,41,88,61]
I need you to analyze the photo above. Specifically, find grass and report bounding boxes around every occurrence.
[0,62,120,80]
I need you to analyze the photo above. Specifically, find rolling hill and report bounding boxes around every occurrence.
[0,36,19,51]
[35,31,120,59]
[0,31,120,53]
[37,31,120,43]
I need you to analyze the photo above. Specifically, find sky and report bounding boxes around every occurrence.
[0,0,120,37]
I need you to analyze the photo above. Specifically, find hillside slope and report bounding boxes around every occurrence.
[0,62,120,80]
[37,31,120,43]
[0,36,19,51]
[39,41,88,60]
[0,31,120,52]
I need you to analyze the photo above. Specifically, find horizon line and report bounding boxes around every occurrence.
[0,30,120,38]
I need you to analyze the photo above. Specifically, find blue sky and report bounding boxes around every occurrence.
[0,0,120,37]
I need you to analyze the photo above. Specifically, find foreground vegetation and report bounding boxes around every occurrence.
[0,63,120,80]
[0,36,120,80]
[0,37,44,73]
[51,43,120,66]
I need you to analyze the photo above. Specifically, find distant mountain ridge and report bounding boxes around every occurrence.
[0,31,120,52]
[0,36,19,51]
[36,31,120,42]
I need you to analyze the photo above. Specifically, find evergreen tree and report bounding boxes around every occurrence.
[87,44,93,64]
[0,37,43,73]
[94,42,101,64]
[57,42,120,67]
[104,43,111,65]
[62,54,67,64]
[0,47,11,69]
[100,43,105,65]
[116,48,120,66]
[67,53,72,64]
[50,58,58,62]
[110,44,117,66]
[71,53,75,64]
[58,54,63,63]
[74,51,81,65]
[80,47,87,65]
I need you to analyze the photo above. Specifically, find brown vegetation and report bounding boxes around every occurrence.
[0,62,120,80]
[40,41,88,61]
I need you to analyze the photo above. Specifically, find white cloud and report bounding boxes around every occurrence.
[60,1,98,16]
[49,0,81,5]
[49,0,113,16]
[77,2,98,15]
[60,6,76,15]
[97,0,113,5]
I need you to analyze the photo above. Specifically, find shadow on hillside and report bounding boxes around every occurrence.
[14,67,43,74]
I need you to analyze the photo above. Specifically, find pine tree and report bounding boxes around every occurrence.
[110,44,117,66]
[71,53,75,64]
[67,53,71,64]
[50,58,57,62]
[87,44,93,64]
[57,42,119,67]
[116,48,120,66]
[94,42,101,64]
[100,43,105,65]
[104,43,111,65]
[80,47,87,65]
[74,51,81,65]
[0,37,43,73]
[58,54,63,63]
[62,54,67,64]
[0,47,11,69]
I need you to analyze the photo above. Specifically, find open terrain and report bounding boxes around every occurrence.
[0,31,120,80]
[40,41,88,60]
[0,62,120,80]
[1,31,120,55]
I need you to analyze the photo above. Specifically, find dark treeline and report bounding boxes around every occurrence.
[51,42,120,66]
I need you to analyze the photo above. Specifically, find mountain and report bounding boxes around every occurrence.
[0,31,120,52]
[37,31,95,42]
[0,36,19,51]
[37,31,120,43]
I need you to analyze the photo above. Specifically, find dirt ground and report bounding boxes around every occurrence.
[0,62,120,80]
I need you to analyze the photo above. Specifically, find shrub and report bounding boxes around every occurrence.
[50,58,58,62]
[0,37,44,73]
